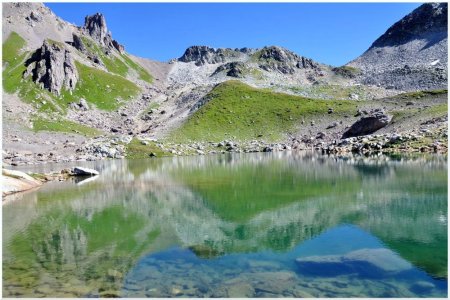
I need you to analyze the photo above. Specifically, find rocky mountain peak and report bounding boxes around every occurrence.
[83,13,125,54]
[23,41,78,96]
[83,13,109,46]
[370,3,447,49]
[257,46,299,62]
[255,46,319,74]
[178,46,248,66]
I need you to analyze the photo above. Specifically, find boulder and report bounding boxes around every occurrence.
[69,98,89,111]
[2,169,42,197]
[342,109,392,138]
[79,98,89,110]
[72,167,99,176]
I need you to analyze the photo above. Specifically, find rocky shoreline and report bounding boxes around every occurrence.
[2,166,100,198]
[2,125,447,168]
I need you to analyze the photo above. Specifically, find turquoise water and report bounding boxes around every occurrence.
[2,152,448,297]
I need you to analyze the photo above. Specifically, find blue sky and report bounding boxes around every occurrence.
[46,2,421,66]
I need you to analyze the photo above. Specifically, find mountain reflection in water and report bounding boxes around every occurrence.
[3,152,447,297]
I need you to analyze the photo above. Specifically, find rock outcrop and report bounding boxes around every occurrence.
[348,3,448,91]
[83,13,125,54]
[24,41,78,95]
[71,33,87,54]
[342,109,392,138]
[256,46,319,74]
[211,62,247,78]
[83,13,110,46]
[178,46,244,66]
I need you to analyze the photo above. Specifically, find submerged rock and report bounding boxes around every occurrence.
[226,282,255,297]
[295,248,412,277]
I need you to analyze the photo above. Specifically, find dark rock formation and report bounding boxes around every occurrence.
[342,109,392,139]
[69,98,89,111]
[112,40,125,54]
[24,41,78,95]
[83,13,125,54]
[72,166,99,176]
[178,46,241,66]
[72,33,87,53]
[256,46,318,74]
[211,62,247,78]
[26,11,42,22]
[83,13,110,46]
[71,34,105,67]
[370,3,447,48]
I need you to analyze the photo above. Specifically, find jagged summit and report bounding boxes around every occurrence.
[177,45,321,75]
[83,12,124,53]
[83,13,108,46]
[178,46,252,66]
[370,3,447,49]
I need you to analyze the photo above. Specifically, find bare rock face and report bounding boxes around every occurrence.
[24,41,78,95]
[179,46,226,66]
[72,33,87,54]
[211,62,247,78]
[83,13,110,46]
[342,109,392,139]
[83,13,125,54]
[112,40,125,54]
[256,46,319,74]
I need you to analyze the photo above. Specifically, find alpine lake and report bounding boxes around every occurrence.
[2,152,448,298]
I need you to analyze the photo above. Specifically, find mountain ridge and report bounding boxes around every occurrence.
[2,2,448,166]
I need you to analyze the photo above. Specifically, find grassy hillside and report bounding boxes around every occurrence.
[60,62,140,111]
[3,32,63,112]
[80,36,153,83]
[169,80,359,142]
[3,32,141,113]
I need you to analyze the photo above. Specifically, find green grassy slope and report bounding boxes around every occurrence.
[60,62,140,111]
[169,80,360,142]
[80,36,153,83]
[3,32,63,112]
[3,32,141,113]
